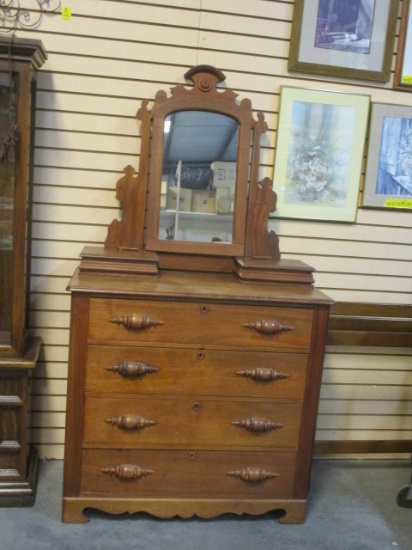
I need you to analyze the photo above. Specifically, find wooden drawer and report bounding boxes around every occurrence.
[0,373,25,399]
[81,448,297,498]
[0,374,26,475]
[83,396,302,449]
[88,298,313,351]
[86,345,308,400]
[0,405,24,473]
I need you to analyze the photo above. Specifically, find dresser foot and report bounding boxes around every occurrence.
[62,498,90,523]
[277,500,306,524]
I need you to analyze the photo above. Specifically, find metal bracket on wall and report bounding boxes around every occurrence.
[0,1,61,34]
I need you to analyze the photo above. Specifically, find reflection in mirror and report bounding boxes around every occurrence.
[0,71,17,346]
[159,110,238,243]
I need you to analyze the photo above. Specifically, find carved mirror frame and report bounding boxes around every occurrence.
[104,65,280,264]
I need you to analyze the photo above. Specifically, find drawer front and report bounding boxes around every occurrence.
[86,345,308,400]
[83,396,302,449]
[0,375,26,477]
[88,298,313,350]
[81,448,296,498]
[0,375,25,399]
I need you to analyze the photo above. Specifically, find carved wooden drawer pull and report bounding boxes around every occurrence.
[105,414,157,430]
[105,361,159,378]
[236,367,290,382]
[243,319,294,335]
[102,464,154,479]
[110,313,164,330]
[227,467,279,482]
[231,417,283,433]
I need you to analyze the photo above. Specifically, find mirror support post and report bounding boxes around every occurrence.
[105,100,152,251]
[244,112,281,260]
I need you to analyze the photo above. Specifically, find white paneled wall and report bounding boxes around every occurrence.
[6,0,410,458]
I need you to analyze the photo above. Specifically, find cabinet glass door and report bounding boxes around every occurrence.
[0,71,17,347]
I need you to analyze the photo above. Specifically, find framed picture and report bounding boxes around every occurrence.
[273,86,370,222]
[288,0,399,82]
[393,0,412,91]
[363,103,412,209]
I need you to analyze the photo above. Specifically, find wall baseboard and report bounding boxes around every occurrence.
[315,440,412,456]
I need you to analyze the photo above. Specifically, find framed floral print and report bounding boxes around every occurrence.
[273,86,370,222]
[288,0,399,82]
[363,102,412,209]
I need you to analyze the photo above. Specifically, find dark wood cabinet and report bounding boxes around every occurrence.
[0,37,46,506]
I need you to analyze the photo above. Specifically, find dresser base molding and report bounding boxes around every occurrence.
[62,496,307,524]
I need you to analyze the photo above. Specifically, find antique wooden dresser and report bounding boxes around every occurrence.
[62,66,332,523]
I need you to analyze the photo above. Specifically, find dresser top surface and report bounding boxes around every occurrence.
[68,266,332,307]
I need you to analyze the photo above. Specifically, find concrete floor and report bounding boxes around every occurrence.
[0,459,411,550]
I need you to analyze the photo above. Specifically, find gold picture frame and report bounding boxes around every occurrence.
[288,0,399,82]
[394,0,412,91]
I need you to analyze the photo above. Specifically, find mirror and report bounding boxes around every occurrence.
[143,66,255,258]
[159,110,238,244]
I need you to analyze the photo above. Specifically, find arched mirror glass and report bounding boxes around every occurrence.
[158,110,238,244]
